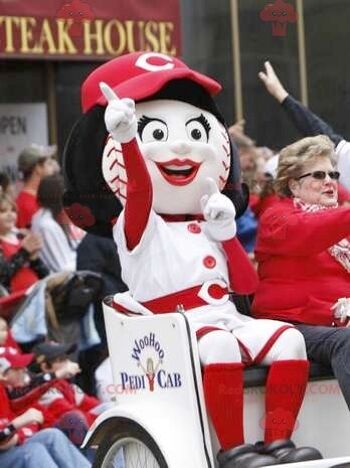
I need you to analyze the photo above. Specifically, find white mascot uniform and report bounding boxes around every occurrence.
[63,52,321,467]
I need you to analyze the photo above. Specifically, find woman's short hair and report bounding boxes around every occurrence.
[275,135,336,197]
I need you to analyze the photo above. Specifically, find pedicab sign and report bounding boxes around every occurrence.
[119,332,182,392]
[0,0,181,60]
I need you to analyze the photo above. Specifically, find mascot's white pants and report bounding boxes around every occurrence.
[184,303,307,366]
[198,327,307,366]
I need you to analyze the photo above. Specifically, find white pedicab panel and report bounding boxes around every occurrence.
[95,301,215,468]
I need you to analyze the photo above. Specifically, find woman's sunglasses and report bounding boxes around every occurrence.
[297,170,340,181]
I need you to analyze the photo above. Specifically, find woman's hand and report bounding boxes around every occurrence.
[258,61,289,103]
[55,361,81,380]
[21,233,43,260]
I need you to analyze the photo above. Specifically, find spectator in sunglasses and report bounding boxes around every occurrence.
[252,134,350,411]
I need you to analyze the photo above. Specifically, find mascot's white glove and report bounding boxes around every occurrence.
[99,82,137,143]
[201,177,237,242]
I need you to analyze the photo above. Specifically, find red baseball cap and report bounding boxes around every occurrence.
[82,52,222,113]
[0,347,34,371]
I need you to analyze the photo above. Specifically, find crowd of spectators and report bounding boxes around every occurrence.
[0,143,127,466]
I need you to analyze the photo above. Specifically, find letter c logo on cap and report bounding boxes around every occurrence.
[135,52,175,72]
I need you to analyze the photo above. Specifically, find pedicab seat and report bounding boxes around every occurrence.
[230,293,335,387]
[243,362,334,388]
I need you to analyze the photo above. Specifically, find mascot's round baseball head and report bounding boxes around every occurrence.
[63,52,247,236]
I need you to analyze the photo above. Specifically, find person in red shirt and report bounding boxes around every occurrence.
[16,145,59,229]
[253,134,350,410]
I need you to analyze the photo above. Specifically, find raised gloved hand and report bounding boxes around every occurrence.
[99,82,137,143]
[201,177,237,242]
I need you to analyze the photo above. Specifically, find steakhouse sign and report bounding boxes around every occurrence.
[0,0,181,60]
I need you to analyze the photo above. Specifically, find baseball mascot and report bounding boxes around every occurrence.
[63,52,321,467]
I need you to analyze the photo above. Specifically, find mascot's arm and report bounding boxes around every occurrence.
[121,139,153,250]
[100,82,152,250]
[222,238,258,295]
[201,177,258,295]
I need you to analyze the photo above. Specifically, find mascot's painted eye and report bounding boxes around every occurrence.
[186,114,211,143]
[138,116,168,143]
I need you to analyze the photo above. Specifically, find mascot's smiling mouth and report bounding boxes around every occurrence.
[155,159,201,186]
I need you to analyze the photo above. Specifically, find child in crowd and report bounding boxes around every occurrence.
[33,341,102,445]
[0,194,48,293]
[0,346,80,413]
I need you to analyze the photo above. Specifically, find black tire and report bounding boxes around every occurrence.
[93,419,168,468]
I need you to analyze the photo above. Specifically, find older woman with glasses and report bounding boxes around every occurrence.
[252,134,350,409]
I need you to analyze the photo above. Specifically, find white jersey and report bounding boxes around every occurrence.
[114,210,229,302]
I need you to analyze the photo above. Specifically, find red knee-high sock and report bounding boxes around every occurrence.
[203,363,244,450]
[264,359,309,443]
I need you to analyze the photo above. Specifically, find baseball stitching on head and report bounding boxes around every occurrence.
[219,129,231,190]
[102,135,127,203]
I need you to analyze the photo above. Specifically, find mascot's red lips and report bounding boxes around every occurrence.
[156,159,201,186]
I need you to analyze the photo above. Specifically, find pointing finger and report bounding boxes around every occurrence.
[99,81,119,103]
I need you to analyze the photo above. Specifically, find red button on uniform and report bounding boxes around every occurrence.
[188,223,201,234]
[203,255,216,269]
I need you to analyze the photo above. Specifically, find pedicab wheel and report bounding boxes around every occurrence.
[93,419,168,468]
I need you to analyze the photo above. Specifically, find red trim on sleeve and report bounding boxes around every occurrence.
[222,237,258,294]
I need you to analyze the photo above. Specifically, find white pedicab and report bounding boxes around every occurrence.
[83,297,350,468]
